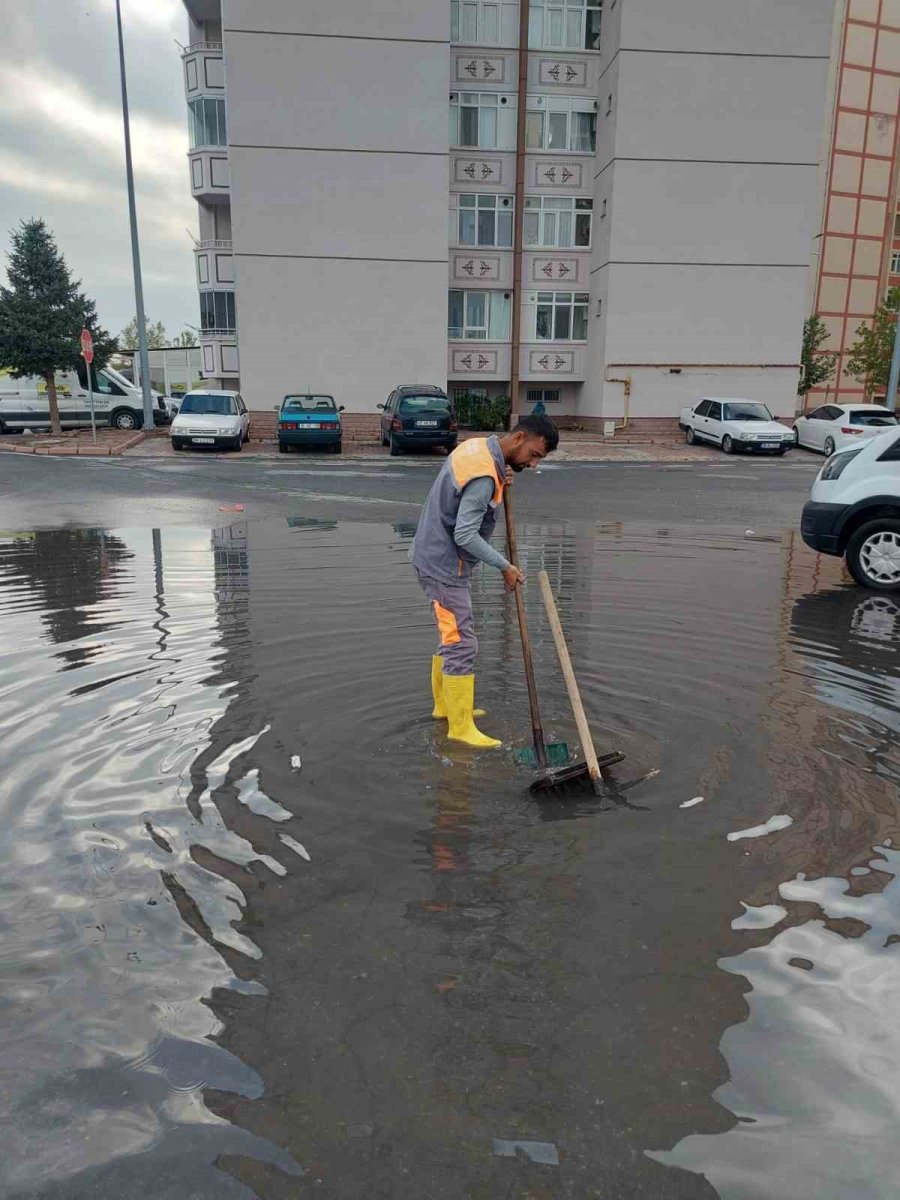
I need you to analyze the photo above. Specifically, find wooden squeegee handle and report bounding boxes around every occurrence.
[504,481,547,767]
[538,570,602,783]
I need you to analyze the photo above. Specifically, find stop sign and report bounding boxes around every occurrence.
[80,328,94,364]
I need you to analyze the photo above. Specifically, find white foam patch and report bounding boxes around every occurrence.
[732,903,788,931]
[278,834,311,862]
[680,796,705,809]
[728,814,793,842]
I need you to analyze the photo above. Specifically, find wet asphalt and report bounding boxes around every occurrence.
[2,450,899,1200]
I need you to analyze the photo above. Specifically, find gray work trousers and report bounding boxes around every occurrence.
[415,569,477,676]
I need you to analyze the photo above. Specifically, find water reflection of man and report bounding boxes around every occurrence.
[410,415,559,749]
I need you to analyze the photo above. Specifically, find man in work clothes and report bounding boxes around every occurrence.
[411,414,560,748]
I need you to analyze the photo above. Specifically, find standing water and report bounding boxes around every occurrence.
[0,520,896,1199]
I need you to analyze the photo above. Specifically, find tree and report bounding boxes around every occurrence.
[799,315,837,396]
[120,316,168,350]
[171,328,198,348]
[0,219,116,434]
[845,288,900,398]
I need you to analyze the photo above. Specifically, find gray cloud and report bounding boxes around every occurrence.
[0,0,198,340]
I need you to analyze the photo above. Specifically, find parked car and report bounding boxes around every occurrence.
[680,398,794,455]
[792,402,898,457]
[800,427,900,591]
[0,363,168,433]
[378,385,457,456]
[277,394,344,454]
[170,390,250,451]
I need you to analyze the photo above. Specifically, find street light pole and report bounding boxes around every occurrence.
[887,305,900,414]
[115,0,154,432]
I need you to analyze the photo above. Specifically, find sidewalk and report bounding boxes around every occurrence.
[0,429,146,457]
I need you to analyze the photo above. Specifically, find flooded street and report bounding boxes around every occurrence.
[1,506,898,1198]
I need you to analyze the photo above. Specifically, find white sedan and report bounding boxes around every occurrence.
[680,398,795,455]
[171,389,251,452]
[792,402,898,457]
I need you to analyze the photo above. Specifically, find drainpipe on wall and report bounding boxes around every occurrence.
[508,0,531,424]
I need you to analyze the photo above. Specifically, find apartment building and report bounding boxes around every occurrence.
[808,0,900,409]
[181,1,833,426]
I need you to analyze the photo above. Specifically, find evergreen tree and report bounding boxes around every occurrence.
[0,219,116,434]
[845,288,900,398]
[799,315,837,396]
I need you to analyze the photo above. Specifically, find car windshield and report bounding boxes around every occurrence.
[180,394,236,416]
[283,395,336,412]
[398,395,450,414]
[723,402,773,422]
[849,410,898,426]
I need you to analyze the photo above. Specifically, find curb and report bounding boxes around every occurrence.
[0,431,148,458]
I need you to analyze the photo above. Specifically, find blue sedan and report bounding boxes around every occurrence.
[277,395,344,454]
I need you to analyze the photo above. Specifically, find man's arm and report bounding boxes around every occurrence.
[454,478,524,592]
[454,477,510,571]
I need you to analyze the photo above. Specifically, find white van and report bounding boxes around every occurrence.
[0,363,169,433]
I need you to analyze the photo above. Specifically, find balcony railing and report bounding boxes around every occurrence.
[196,239,232,250]
[201,328,237,338]
[182,41,223,55]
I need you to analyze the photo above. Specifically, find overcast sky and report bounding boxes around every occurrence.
[0,0,197,342]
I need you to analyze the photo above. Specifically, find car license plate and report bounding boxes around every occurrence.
[761,442,778,449]
[417,420,438,427]
[304,423,321,430]
[192,437,215,444]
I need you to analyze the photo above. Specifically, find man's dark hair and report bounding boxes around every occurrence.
[513,413,559,452]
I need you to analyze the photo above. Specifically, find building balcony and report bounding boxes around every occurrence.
[189,149,229,200]
[200,329,239,379]
[195,240,234,289]
[183,42,224,99]
[521,343,586,381]
[448,342,512,381]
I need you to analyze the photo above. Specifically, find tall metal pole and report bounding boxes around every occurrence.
[886,307,900,413]
[115,0,154,432]
[508,0,531,423]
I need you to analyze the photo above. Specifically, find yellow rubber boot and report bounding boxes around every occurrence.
[432,656,484,719]
[442,674,501,749]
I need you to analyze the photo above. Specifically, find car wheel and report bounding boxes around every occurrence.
[776,448,787,456]
[824,436,836,458]
[332,441,342,455]
[686,426,697,445]
[111,408,140,431]
[172,439,184,451]
[722,435,734,455]
[446,439,458,453]
[846,519,900,592]
[793,426,801,448]
[389,433,401,457]
[278,442,288,453]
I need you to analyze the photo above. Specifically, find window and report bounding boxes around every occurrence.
[722,402,774,422]
[529,0,602,50]
[399,395,452,414]
[526,388,561,407]
[180,393,237,416]
[448,290,511,339]
[457,194,514,246]
[525,95,596,153]
[283,396,337,411]
[694,400,711,417]
[891,251,900,273]
[450,92,515,149]
[199,291,236,331]
[452,0,519,45]
[849,409,898,426]
[188,97,227,148]
[530,292,589,340]
[707,402,723,421]
[452,385,488,402]
[524,197,592,247]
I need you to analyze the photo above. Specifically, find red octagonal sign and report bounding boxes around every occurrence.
[80,328,94,364]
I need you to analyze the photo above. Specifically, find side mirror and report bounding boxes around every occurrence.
[376,403,384,410]
[273,404,279,411]
[339,405,345,412]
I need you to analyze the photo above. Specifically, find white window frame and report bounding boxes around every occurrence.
[524,196,592,248]
[454,193,515,247]
[451,0,519,46]
[450,92,515,149]
[891,250,900,274]
[525,95,597,154]
[448,290,512,341]
[526,291,590,341]
[529,0,602,50]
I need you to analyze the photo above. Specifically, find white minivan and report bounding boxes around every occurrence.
[0,363,169,433]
